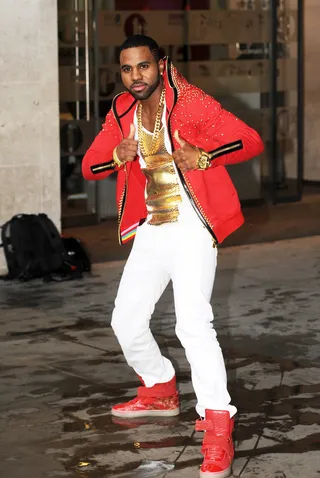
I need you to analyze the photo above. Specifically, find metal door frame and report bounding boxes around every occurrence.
[269,0,304,204]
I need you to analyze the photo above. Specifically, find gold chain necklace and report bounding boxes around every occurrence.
[137,87,165,157]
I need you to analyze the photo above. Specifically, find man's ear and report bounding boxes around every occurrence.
[159,58,165,76]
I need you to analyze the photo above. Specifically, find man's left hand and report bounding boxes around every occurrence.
[172,131,199,172]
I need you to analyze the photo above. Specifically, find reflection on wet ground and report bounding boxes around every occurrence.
[40,352,320,477]
[0,236,320,477]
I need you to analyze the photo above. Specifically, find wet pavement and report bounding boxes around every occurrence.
[0,235,319,478]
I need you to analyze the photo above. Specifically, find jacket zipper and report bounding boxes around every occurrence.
[112,93,127,245]
[166,61,218,246]
[181,172,218,245]
[117,166,128,245]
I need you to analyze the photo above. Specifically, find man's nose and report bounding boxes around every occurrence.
[131,67,143,82]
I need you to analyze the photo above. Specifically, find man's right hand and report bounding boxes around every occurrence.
[115,124,138,163]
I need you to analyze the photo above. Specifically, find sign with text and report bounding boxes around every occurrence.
[188,59,297,95]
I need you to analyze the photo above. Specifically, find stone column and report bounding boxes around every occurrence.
[0,0,60,272]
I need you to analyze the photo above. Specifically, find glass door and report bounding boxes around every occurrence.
[58,0,115,227]
[58,0,304,228]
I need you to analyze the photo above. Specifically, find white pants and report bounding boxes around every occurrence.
[111,218,236,418]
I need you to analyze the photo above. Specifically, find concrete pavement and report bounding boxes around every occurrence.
[0,236,319,478]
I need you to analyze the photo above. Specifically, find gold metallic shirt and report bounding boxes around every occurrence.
[140,125,182,225]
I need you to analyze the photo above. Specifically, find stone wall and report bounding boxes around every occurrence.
[0,0,60,272]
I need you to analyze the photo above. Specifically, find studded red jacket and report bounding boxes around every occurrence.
[82,58,264,245]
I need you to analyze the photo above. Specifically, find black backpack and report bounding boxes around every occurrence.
[61,236,91,276]
[0,214,91,281]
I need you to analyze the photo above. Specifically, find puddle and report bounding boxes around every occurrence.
[117,460,174,477]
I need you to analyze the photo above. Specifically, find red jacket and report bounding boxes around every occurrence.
[82,58,264,245]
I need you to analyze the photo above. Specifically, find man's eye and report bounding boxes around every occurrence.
[140,64,148,69]
[123,67,130,73]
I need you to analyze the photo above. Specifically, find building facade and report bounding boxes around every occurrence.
[0,0,318,271]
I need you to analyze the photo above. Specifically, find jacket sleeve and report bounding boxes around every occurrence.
[82,109,123,181]
[191,90,264,167]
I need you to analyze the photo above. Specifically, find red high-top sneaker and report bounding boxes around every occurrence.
[111,376,180,418]
[195,410,234,478]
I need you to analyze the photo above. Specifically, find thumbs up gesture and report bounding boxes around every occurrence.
[116,124,138,164]
[172,131,199,172]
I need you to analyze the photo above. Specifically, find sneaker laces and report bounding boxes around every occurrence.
[205,445,225,462]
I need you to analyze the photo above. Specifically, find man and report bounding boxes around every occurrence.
[82,35,264,477]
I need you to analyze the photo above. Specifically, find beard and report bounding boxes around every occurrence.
[128,72,161,100]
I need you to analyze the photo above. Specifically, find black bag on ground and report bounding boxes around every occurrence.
[0,214,91,281]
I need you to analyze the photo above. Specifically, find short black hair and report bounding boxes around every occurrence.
[119,35,161,62]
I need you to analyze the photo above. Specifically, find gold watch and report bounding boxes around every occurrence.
[197,148,211,170]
